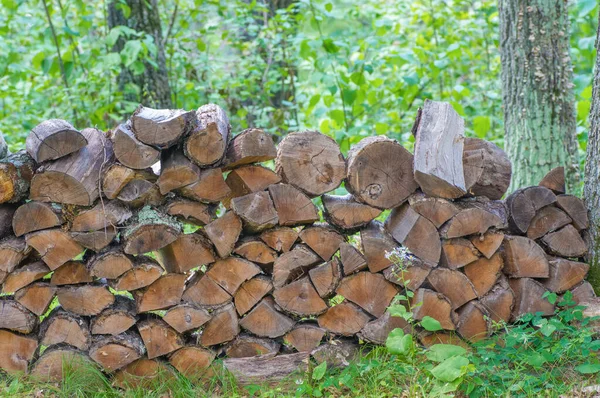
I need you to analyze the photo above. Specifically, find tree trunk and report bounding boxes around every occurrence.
[584,12,600,292]
[108,0,172,108]
[499,0,579,192]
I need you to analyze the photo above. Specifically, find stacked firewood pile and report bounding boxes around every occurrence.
[0,100,593,386]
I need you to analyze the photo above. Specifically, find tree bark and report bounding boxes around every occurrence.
[499,0,579,192]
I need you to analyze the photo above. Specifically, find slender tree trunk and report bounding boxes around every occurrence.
[583,12,600,292]
[108,0,172,108]
[499,0,580,193]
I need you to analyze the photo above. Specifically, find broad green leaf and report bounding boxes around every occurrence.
[322,39,339,54]
[473,116,491,138]
[426,344,467,362]
[421,316,443,332]
[430,356,469,382]
[386,328,414,356]
[312,361,327,381]
[575,363,600,374]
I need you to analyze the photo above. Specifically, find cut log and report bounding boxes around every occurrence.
[71,227,116,251]
[90,296,138,335]
[317,301,370,336]
[89,332,145,371]
[222,352,309,386]
[157,147,200,194]
[133,273,186,312]
[30,128,114,206]
[385,203,441,266]
[358,311,412,345]
[462,137,512,200]
[204,211,242,258]
[408,193,460,228]
[184,103,230,166]
[182,273,232,308]
[0,204,17,239]
[260,227,299,253]
[361,221,398,273]
[0,330,38,374]
[165,198,216,226]
[87,246,133,279]
[383,258,432,291]
[30,347,91,382]
[273,277,328,316]
[410,289,455,330]
[0,236,31,273]
[283,324,325,352]
[506,186,556,234]
[163,303,211,334]
[268,184,319,226]
[169,346,215,380]
[58,285,115,316]
[440,238,480,269]
[470,230,504,259]
[14,282,56,316]
[439,200,507,239]
[114,358,175,389]
[571,281,596,304]
[231,191,279,233]
[556,194,589,230]
[0,151,35,204]
[123,206,181,255]
[321,194,381,232]
[117,178,163,208]
[541,224,587,258]
[539,166,565,194]
[463,252,504,297]
[336,272,397,317]
[346,136,418,209]
[275,130,346,197]
[2,261,50,294]
[27,119,87,162]
[223,128,277,170]
[427,268,477,309]
[239,297,295,338]
[418,332,468,349]
[177,168,231,203]
[111,122,160,170]
[137,318,184,359]
[157,232,216,273]
[26,228,83,270]
[339,242,368,275]
[480,278,514,324]
[110,257,162,291]
[0,298,38,333]
[456,301,491,342]
[102,163,137,200]
[199,303,239,347]
[309,258,342,298]
[503,235,550,278]
[508,278,555,320]
[412,100,466,198]
[40,308,91,351]
[234,238,277,268]
[272,244,321,288]
[224,165,281,207]
[526,206,571,240]
[234,276,273,316]
[12,202,63,237]
[206,257,262,295]
[541,258,589,293]
[311,339,359,368]
[71,200,132,232]
[131,105,195,148]
[300,224,345,261]
[226,334,280,358]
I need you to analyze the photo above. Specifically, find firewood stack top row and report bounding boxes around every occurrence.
[0,100,593,386]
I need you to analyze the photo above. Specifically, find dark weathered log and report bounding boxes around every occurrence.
[311,339,360,368]
[439,199,507,239]
[480,278,514,324]
[412,100,466,198]
[418,332,469,349]
[463,252,504,297]
[30,128,114,206]
[470,230,504,259]
[526,206,571,240]
[87,246,133,279]
[240,297,295,338]
[462,137,512,199]
[90,296,138,336]
[224,165,281,208]
[556,194,589,230]
[234,276,273,316]
[123,206,181,255]
[506,186,556,233]
[456,301,491,342]
[27,119,87,163]
[260,227,299,253]
[131,105,195,148]
[206,257,262,295]
[503,235,550,278]
[541,224,587,257]
[71,200,132,232]
[268,184,319,226]
[110,257,162,291]
[309,258,342,298]
[102,163,137,200]
[300,224,345,261]
[427,268,477,309]
[30,346,91,382]
[117,178,163,208]
[222,352,309,386]
[273,277,328,316]
[0,150,35,204]
[133,273,187,312]
[157,147,200,194]
[542,258,589,293]
[169,346,215,381]
[111,122,160,170]
[71,227,117,252]
[26,228,83,270]
[204,211,242,258]
[361,221,398,273]
[41,308,91,351]
[137,317,184,359]
[336,272,397,318]
[408,192,460,228]
[0,204,17,239]
[2,261,50,294]
[539,166,565,194]
[226,334,280,358]
[182,272,232,309]
[58,285,115,316]
[165,198,216,226]
[358,311,412,345]
[508,278,555,321]
[385,203,441,266]
[231,191,279,233]
[178,168,231,203]
[275,130,346,197]
[184,104,230,166]
[223,128,277,170]
[440,238,480,269]
[346,136,418,209]
[234,238,277,268]
[14,282,56,316]
[114,358,175,389]
[0,298,38,333]
[12,202,62,237]
[383,257,432,291]
[0,236,30,273]
[272,244,321,288]
[339,242,368,275]
[283,324,325,352]
[199,303,239,347]
[163,303,211,334]
[0,330,38,374]
[317,301,371,336]
[410,289,456,330]
[321,194,381,232]
[157,232,215,273]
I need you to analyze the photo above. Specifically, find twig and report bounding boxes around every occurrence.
[163,2,179,47]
